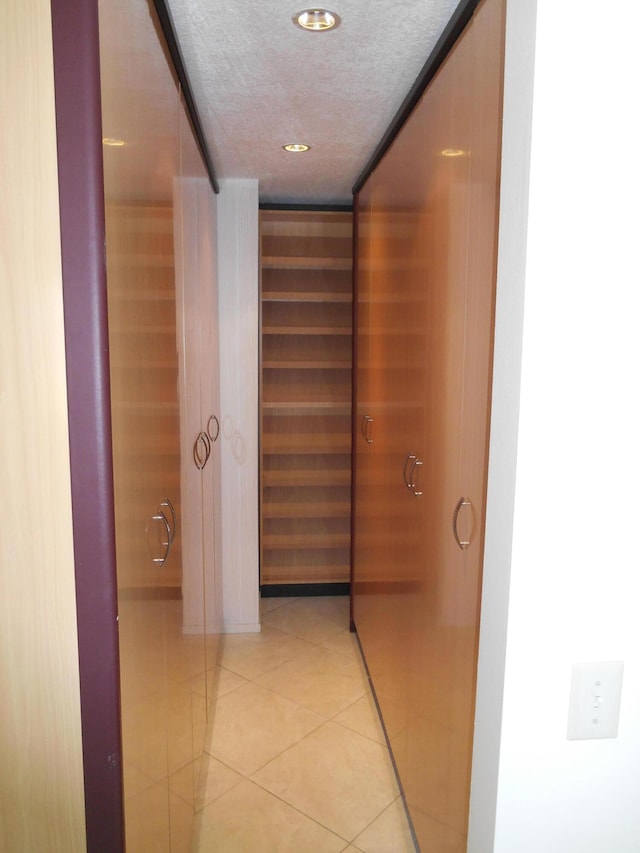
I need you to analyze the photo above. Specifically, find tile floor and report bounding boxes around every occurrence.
[190,595,417,852]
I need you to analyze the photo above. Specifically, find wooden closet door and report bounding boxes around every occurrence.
[352,0,505,849]
[401,1,505,848]
[99,0,213,847]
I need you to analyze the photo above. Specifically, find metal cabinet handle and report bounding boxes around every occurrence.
[193,431,210,470]
[411,459,424,497]
[403,453,417,488]
[207,414,220,443]
[160,497,176,546]
[149,511,171,566]
[453,497,472,549]
[362,415,374,444]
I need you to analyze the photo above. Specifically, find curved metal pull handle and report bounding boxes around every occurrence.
[453,497,472,550]
[403,453,417,489]
[207,414,220,443]
[159,497,177,546]
[150,511,171,566]
[365,416,374,444]
[193,431,210,470]
[361,415,372,443]
[411,459,424,497]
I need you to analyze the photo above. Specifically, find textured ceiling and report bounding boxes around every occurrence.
[166,0,461,205]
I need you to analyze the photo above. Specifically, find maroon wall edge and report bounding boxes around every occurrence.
[50,0,125,849]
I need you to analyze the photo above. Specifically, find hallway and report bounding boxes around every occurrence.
[190,596,416,850]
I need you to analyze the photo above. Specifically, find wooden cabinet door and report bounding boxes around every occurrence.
[352,0,505,849]
[99,0,216,848]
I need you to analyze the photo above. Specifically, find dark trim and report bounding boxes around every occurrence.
[152,0,220,194]
[259,202,353,212]
[50,0,125,850]
[352,0,481,195]
[261,583,350,598]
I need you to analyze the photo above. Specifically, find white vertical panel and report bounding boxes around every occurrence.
[217,180,261,632]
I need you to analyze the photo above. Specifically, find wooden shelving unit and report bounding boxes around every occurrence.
[260,209,353,588]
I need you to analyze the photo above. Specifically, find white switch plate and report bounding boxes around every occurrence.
[567,661,623,740]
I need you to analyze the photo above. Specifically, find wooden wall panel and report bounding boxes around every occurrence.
[0,0,87,848]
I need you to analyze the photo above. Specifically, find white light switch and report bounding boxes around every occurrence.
[567,661,623,740]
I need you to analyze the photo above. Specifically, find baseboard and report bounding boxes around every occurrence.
[260,582,350,598]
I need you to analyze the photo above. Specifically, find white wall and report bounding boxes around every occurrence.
[217,179,261,632]
[471,1,640,850]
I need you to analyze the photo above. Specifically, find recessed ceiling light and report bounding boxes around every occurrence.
[441,148,465,157]
[283,143,311,153]
[294,9,340,31]
[103,137,126,147]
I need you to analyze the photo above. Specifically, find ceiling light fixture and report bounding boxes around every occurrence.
[103,137,126,147]
[294,9,340,31]
[283,143,311,153]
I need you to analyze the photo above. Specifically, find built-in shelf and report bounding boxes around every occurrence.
[262,469,351,487]
[262,256,352,271]
[263,326,352,336]
[262,291,352,303]
[260,209,353,587]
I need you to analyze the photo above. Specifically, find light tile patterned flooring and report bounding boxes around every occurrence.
[191,595,417,852]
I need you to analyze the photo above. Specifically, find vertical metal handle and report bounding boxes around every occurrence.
[149,511,171,566]
[411,459,424,497]
[361,415,374,444]
[207,414,220,443]
[365,416,374,444]
[403,453,417,488]
[453,497,472,549]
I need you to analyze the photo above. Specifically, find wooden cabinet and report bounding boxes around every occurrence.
[99,0,220,848]
[260,209,353,589]
[352,0,505,849]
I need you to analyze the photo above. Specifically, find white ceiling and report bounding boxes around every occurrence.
[166,0,461,205]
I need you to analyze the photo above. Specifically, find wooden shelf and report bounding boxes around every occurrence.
[263,360,351,369]
[263,325,351,336]
[262,291,352,303]
[262,468,351,487]
[262,433,351,454]
[262,533,350,549]
[262,502,351,519]
[262,401,351,416]
[262,256,352,271]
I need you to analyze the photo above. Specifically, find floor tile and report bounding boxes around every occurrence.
[333,693,387,744]
[170,754,242,810]
[188,664,248,703]
[192,779,346,852]
[255,644,369,718]
[205,681,324,775]
[216,625,316,680]
[352,796,417,852]
[260,596,350,644]
[251,721,399,841]
[260,596,298,615]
